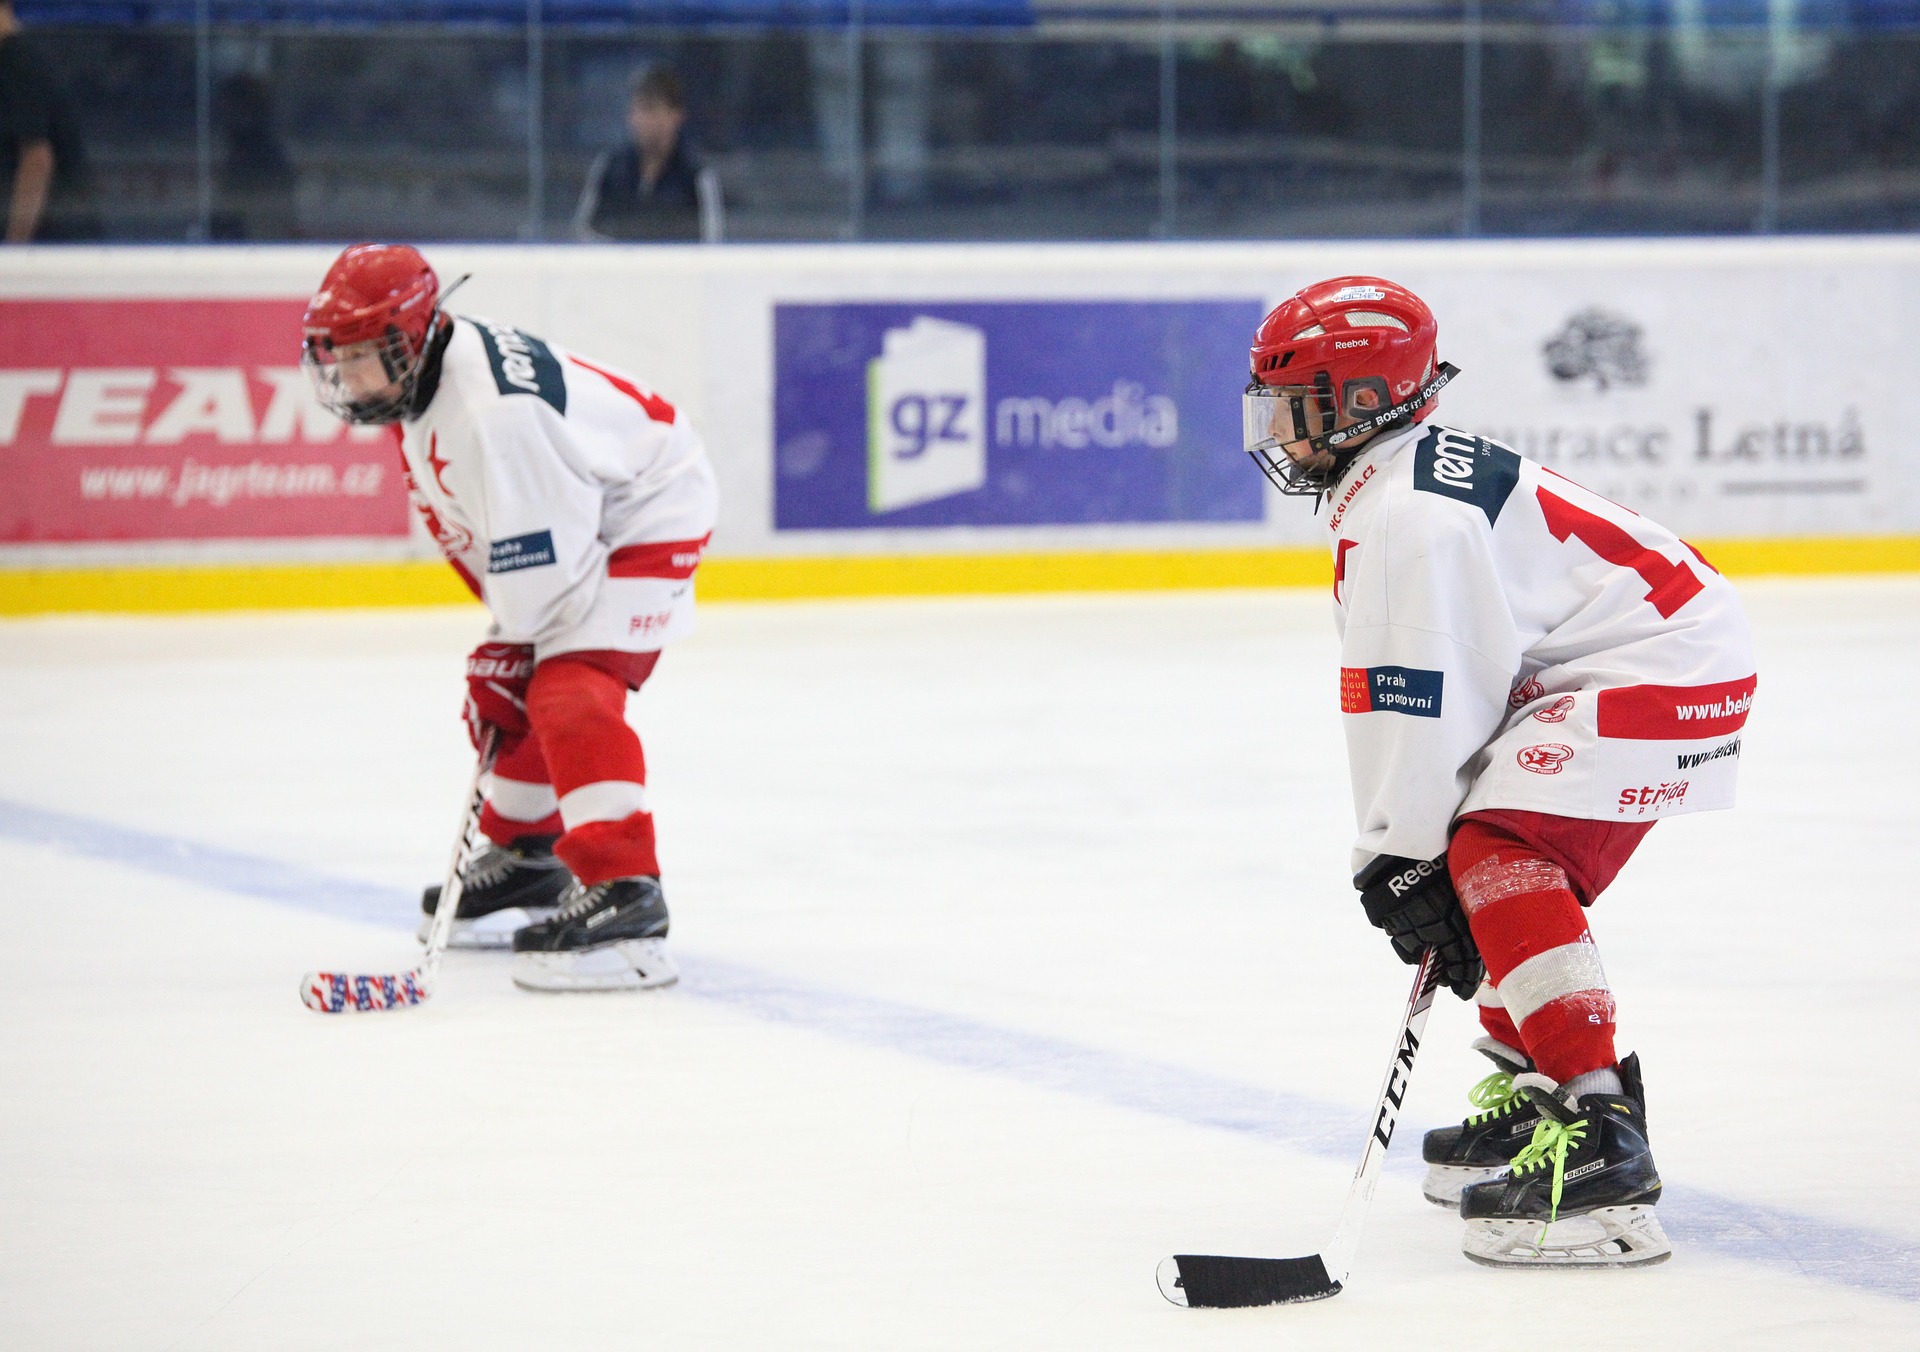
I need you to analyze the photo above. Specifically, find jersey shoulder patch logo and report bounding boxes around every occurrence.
[1340,665,1444,717]
[1411,426,1520,526]
[473,318,567,415]
[488,530,557,573]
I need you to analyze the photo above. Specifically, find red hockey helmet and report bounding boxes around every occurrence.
[1243,276,1458,495]
[302,243,447,425]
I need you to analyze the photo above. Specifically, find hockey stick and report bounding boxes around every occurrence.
[299,729,499,1014]
[1157,947,1442,1307]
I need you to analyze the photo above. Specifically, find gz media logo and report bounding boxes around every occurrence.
[866,317,987,513]
[775,299,1263,531]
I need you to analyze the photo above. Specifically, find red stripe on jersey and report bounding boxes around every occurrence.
[566,353,676,424]
[448,557,482,600]
[608,534,711,580]
[1597,674,1757,740]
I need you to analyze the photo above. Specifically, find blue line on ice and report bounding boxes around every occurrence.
[6,795,1914,1303]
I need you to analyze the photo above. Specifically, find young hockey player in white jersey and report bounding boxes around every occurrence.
[302,243,717,993]
[1243,276,1754,1268]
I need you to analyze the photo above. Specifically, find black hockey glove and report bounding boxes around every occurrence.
[1354,854,1484,1001]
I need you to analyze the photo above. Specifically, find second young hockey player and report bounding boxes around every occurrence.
[1242,276,1754,1267]
[302,243,717,993]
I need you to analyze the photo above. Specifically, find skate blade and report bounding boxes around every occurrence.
[512,938,679,992]
[1462,1205,1671,1269]
[417,907,559,951]
[1422,1163,1510,1208]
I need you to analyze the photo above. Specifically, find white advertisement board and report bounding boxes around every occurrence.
[0,237,1911,567]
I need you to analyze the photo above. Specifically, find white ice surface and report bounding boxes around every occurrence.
[1,580,1917,1349]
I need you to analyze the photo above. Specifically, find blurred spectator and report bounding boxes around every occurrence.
[211,72,297,241]
[0,0,98,242]
[574,65,722,243]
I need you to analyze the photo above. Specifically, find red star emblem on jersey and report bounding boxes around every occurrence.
[427,433,453,495]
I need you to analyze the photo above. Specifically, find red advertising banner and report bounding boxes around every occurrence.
[0,299,410,543]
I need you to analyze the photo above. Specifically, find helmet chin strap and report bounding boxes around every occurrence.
[1304,361,1459,455]
[1260,360,1461,498]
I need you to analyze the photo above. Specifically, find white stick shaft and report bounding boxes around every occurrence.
[417,730,499,979]
[1322,948,1442,1281]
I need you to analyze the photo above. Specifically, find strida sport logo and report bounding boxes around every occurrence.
[1617,780,1690,815]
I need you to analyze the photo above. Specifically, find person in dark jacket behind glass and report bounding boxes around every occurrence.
[574,65,722,244]
[0,0,99,242]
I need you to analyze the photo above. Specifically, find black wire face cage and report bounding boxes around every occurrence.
[302,327,421,426]
[1244,371,1340,496]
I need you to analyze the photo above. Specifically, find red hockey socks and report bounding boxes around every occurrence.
[523,655,659,885]
[480,731,564,845]
[1449,818,1617,1085]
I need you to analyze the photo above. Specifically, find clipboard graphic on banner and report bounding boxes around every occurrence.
[866,317,987,514]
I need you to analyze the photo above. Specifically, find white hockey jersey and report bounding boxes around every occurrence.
[395,315,718,657]
[1325,420,1755,877]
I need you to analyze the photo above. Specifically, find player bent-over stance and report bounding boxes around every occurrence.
[302,243,717,992]
[1243,276,1754,1267]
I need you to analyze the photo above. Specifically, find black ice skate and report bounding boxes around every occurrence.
[1459,1052,1670,1269]
[510,875,679,992]
[419,834,573,950]
[1421,1037,1542,1206]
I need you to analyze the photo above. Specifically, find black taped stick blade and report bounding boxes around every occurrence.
[1157,1254,1342,1308]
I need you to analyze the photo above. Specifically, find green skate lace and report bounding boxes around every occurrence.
[1463,1070,1523,1126]
[1508,1115,1589,1222]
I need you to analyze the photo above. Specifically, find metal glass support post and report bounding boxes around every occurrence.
[847,2,867,240]
[1157,2,1176,237]
[526,0,546,240]
[1757,10,1782,233]
[193,0,213,239]
[1461,0,1482,236]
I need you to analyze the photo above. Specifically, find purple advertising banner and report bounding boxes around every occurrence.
[773,300,1266,530]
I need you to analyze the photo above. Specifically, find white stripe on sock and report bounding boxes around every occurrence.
[1497,936,1610,1027]
[486,774,558,823]
[559,779,650,827]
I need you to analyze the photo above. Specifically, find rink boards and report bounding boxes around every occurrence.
[2,238,1916,612]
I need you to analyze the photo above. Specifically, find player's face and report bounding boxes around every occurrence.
[332,340,403,404]
[1256,390,1338,474]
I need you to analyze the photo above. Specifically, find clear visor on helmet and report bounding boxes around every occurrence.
[302,329,418,426]
[1242,381,1335,493]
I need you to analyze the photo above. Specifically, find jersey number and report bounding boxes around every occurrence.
[1536,486,1704,619]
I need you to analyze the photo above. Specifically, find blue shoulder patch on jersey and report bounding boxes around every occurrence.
[1411,426,1520,526]
[473,318,566,415]
[489,530,556,573]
